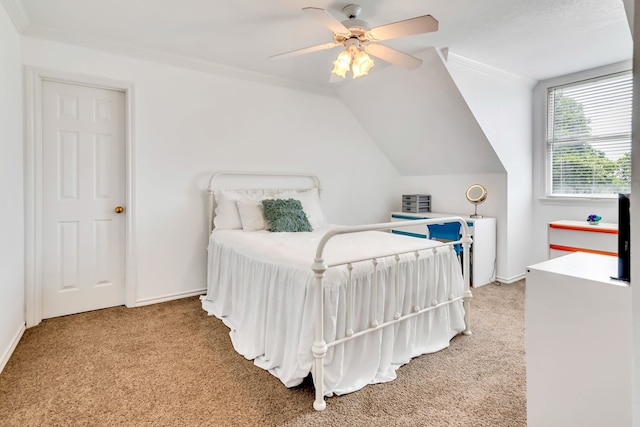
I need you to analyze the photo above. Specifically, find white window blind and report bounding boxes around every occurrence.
[547,71,632,197]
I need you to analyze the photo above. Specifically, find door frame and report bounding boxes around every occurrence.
[24,66,137,327]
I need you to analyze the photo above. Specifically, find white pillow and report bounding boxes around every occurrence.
[213,190,244,230]
[236,199,267,231]
[213,188,324,230]
[281,188,324,230]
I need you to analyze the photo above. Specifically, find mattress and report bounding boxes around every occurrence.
[201,225,466,396]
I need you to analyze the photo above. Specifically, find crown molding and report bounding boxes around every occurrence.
[0,0,30,33]
[447,52,537,89]
[22,25,339,98]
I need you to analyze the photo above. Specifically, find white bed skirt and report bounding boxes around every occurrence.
[201,227,466,396]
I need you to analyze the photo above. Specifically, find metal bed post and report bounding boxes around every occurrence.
[460,227,473,335]
[311,258,328,411]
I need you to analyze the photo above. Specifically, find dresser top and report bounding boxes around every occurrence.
[391,212,495,221]
[549,220,618,234]
[528,252,627,287]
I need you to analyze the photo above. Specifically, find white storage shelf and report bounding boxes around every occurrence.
[401,194,431,213]
[390,212,497,287]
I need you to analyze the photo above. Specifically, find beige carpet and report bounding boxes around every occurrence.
[0,281,525,426]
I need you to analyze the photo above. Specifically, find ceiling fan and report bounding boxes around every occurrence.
[270,4,438,80]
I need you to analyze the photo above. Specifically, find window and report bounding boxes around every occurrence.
[546,71,632,197]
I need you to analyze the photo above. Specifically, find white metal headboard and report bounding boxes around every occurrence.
[207,171,322,233]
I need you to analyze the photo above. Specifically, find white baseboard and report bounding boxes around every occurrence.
[134,288,207,307]
[0,322,26,374]
[495,272,527,284]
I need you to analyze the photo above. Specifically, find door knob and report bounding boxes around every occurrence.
[114,206,125,214]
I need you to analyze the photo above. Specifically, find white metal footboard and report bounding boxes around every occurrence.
[310,218,473,411]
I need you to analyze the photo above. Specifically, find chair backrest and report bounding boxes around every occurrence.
[427,222,461,241]
[427,222,463,256]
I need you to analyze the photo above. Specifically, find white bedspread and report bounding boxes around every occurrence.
[201,225,465,396]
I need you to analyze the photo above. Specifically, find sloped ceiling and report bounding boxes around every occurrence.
[7,0,633,90]
[338,48,505,175]
[2,0,632,177]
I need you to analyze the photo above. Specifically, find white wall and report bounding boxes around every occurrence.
[395,173,506,219]
[0,6,25,371]
[336,47,533,281]
[444,54,534,282]
[338,48,505,176]
[20,37,401,304]
[337,46,535,282]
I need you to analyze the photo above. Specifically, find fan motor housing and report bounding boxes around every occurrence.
[343,4,362,19]
[334,21,368,43]
[333,4,369,43]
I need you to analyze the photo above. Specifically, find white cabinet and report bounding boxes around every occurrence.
[390,212,496,287]
[548,220,618,259]
[526,252,632,427]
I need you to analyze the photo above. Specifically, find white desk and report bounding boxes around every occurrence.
[390,212,496,287]
[526,252,632,427]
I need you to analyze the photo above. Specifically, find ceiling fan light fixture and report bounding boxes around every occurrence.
[351,49,374,78]
[274,6,438,82]
[331,38,374,79]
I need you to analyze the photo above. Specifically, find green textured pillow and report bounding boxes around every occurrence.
[261,198,312,232]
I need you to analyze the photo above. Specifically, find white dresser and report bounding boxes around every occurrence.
[390,212,497,287]
[547,220,618,259]
[526,252,632,426]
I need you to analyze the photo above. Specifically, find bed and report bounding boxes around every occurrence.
[201,171,472,411]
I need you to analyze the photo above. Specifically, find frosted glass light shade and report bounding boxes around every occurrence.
[331,50,351,78]
[351,50,374,78]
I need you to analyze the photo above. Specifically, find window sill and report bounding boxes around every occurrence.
[538,197,618,206]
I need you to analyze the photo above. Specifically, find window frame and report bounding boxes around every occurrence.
[533,61,633,203]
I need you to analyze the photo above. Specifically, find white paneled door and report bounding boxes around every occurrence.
[42,81,126,319]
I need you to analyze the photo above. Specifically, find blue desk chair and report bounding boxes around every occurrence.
[427,222,463,257]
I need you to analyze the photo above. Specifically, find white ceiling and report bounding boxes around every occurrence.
[13,0,633,89]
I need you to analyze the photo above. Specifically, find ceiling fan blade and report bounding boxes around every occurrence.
[302,7,350,35]
[364,43,423,70]
[367,15,438,41]
[270,42,341,61]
